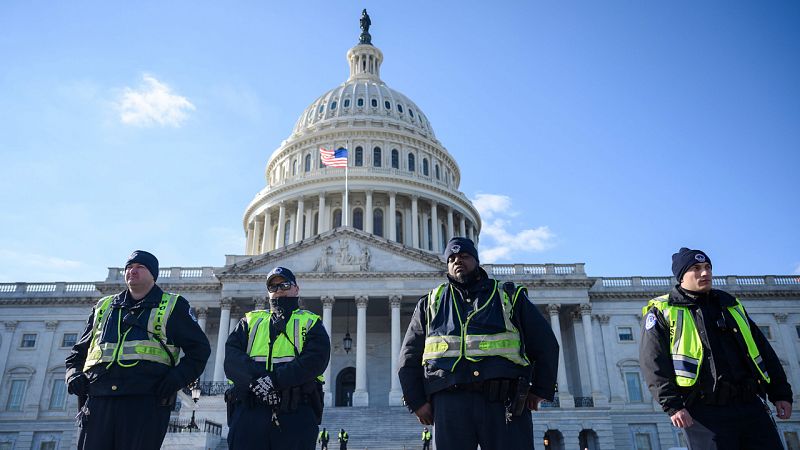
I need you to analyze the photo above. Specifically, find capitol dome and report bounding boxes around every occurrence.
[242,15,481,256]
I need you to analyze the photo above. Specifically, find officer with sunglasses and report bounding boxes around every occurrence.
[225,266,330,450]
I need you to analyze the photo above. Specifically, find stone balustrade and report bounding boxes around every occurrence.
[597,275,799,289]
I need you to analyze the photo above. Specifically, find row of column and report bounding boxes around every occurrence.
[245,192,478,255]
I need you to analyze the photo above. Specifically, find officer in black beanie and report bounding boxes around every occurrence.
[65,250,210,450]
[399,237,559,450]
[640,247,792,449]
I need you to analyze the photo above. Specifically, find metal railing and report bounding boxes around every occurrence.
[166,418,222,436]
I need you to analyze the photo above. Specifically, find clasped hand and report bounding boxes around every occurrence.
[250,375,281,405]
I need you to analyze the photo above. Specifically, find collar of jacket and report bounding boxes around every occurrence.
[111,285,164,309]
[668,285,736,307]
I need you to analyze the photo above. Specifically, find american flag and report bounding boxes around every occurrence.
[320,147,348,168]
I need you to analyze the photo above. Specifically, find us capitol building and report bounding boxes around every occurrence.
[2,13,799,450]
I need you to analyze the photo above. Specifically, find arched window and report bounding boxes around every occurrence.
[384,100,391,110]
[391,149,399,169]
[371,98,378,108]
[427,218,433,250]
[441,224,447,250]
[292,159,298,176]
[395,211,403,243]
[409,109,415,118]
[373,209,384,237]
[373,147,382,167]
[318,105,324,114]
[304,154,311,172]
[397,104,404,113]
[357,98,364,107]
[344,99,351,108]
[301,216,307,240]
[353,208,364,230]
[355,147,363,166]
[313,212,319,235]
[283,221,291,246]
[618,359,645,403]
[435,164,440,180]
[330,101,337,110]
[423,158,429,176]
[408,154,415,172]
[333,209,342,228]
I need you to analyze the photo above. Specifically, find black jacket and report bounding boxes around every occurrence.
[223,306,330,398]
[64,285,211,397]
[639,286,792,415]
[397,268,559,413]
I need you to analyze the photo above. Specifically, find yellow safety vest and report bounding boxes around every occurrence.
[422,280,529,371]
[83,293,180,371]
[644,295,771,387]
[245,308,324,382]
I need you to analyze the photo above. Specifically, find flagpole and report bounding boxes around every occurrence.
[344,141,349,227]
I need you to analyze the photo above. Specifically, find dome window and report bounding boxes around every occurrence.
[353,208,364,230]
[330,101,337,110]
[397,104,404,113]
[318,105,324,114]
[355,147,364,166]
[409,109,414,118]
[373,147,382,167]
[373,209,384,237]
[423,158,429,176]
[391,149,399,169]
[304,154,311,172]
[357,98,364,107]
[384,100,391,110]
[435,164,440,180]
[344,99,351,108]
[371,98,378,108]
[408,154,415,172]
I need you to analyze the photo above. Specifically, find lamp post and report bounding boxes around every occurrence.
[343,300,353,353]
[187,380,201,431]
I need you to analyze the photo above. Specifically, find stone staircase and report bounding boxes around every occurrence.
[317,406,423,450]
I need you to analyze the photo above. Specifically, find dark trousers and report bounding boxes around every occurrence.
[227,403,318,450]
[685,400,784,450]
[432,389,534,450]
[77,395,171,450]
[423,440,431,450]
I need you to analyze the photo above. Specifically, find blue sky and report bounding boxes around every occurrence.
[1,1,798,282]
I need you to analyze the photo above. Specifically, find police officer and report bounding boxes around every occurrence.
[640,247,793,449]
[421,427,432,450]
[225,266,330,450]
[318,427,330,450]
[64,250,211,450]
[398,237,559,450]
[338,428,348,450]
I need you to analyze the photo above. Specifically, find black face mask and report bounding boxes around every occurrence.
[269,297,299,319]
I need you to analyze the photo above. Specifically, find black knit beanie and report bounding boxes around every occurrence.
[671,247,711,282]
[125,250,160,281]
[443,237,479,263]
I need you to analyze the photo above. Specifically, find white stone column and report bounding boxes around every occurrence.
[547,304,574,408]
[196,307,208,333]
[411,196,419,249]
[322,296,335,406]
[580,304,607,405]
[213,298,233,382]
[459,216,466,237]
[305,204,313,238]
[446,207,454,241]
[245,223,254,255]
[0,321,18,387]
[422,211,430,251]
[295,198,305,243]
[389,295,403,405]
[775,313,800,400]
[261,209,272,253]
[353,295,370,406]
[252,219,264,255]
[365,190,373,234]
[389,193,397,242]
[276,203,286,249]
[318,192,327,233]
[430,201,440,253]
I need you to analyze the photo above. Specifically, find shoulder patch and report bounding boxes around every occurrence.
[645,312,657,330]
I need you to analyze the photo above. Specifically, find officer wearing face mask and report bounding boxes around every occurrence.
[224,267,330,450]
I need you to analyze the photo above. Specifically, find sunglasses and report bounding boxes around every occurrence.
[267,281,295,293]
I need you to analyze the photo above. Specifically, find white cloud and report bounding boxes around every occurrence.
[118,74,195,127]
[471,194,555,263]
[0,249,87,282]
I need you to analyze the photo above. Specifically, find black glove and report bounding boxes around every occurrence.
[250,375,281,405]
[67,374,90,396]
[155,371,184,399]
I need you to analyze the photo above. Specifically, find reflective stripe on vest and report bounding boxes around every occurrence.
[645,295,770,386]
[83,293,180,370]
[422,280,529,369]
[245,309,324,382]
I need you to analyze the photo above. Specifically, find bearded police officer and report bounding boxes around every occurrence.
[65,250,211,450]
[398,237,559,450]
[640,247,793,449]
[225,266,329,450]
